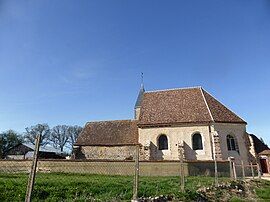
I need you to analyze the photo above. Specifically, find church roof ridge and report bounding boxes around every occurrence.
[85,119,136,125]
[201,88,247,124]
[200,87,214,122]
[145,86,202,93]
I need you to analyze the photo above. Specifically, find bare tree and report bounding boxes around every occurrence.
[68,125,83,147]
[24,124,50,146]
[50,125,70,152]
[0,130,23,158]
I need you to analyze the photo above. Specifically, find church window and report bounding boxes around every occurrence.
[227,134,239,153]
[192,133,203,150]
[158,135,168,150]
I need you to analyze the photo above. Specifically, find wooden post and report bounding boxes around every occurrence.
[232,161,237,179]
[180,159,185,192]
[214,158,218,187]
[257,163,261,179]
[241,160,245,179]
[132,144,139,201]
[212,132,218,187]
[25,134,41,202]
[179,141,185,192]
[229,158,233,179]
[250,163,254,179]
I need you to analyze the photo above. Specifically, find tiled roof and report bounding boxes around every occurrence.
[259,149,270,155]
[250,134,269,154]
[138,87,246,126]
[75,120,138,146]
[201,89,246,124]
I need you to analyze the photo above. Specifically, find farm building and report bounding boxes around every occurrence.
[249,134,270,174]
[74,86,258,164]
[5,143,65,159]
[258,150,270,174]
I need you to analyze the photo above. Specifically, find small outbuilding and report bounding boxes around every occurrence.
[5,143,65,160]
[249,134,270,173]
[259,150,270,174]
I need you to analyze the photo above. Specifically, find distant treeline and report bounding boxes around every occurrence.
[0,124,83,158]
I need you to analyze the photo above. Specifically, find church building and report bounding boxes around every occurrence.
[74,86,254,163]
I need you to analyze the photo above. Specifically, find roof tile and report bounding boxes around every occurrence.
[138,87,246,126]
[75,120,138,146]
[202,89,246,124]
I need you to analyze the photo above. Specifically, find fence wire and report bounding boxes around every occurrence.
[234,163,260,180]
[0,147,264,201]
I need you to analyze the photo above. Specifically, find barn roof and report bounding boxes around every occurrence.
[5,143,62,154]
[138,87,246,126]
[22,143,62,154]
[75,120,138,146]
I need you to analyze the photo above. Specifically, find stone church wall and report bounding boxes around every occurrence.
[74,145,137,160]
[213,123,249,163]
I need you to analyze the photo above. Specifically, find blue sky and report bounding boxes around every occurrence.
[0,0,269,144]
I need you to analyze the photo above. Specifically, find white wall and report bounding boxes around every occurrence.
[138,123,250,163]
[138,124,213,161]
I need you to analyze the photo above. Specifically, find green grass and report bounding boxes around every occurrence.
[255,179,270,200]
[0,173,269,201]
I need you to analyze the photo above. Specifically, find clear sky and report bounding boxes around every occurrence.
[0,0,269,144]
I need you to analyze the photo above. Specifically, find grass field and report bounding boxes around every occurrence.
[0,173,269,201]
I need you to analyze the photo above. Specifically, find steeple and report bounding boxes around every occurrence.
[134,73,145,119]
[134,73,145,109]
[134,84,145,109]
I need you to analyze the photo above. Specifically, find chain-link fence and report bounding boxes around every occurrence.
[0,143,264,201]
[232,161,260,180]
[0,153,138,201]
[34,160,137,201]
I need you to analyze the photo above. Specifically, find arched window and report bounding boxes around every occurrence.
[192,133,203,150]
[158,135,168,150]
[227,135,239,152]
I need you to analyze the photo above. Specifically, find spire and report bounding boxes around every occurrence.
[134,73,145,109]
[141,72,144,88]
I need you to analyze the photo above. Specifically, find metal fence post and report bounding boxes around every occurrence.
[25,134,41,202]
[132,144,139,201]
